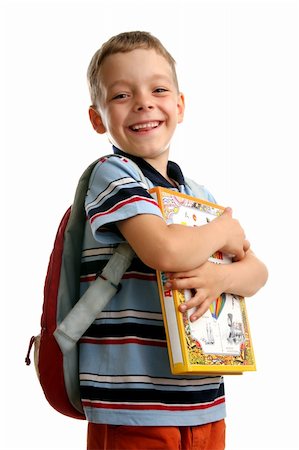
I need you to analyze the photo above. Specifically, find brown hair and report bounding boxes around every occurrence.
[87,31,179,107]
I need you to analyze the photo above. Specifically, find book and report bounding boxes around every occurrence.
[150,186,256,375]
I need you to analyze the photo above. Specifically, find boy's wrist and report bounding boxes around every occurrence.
[219,263,233,294]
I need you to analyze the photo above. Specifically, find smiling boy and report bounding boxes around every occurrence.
[81,31,267,450]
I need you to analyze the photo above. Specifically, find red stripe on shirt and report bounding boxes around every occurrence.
[80,273,157,283]
[80,337,167,347]
[90,196,159,224]
[82,397,225,411]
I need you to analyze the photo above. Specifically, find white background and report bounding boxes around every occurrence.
[2,0,299,449]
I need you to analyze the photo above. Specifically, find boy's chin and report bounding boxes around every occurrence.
[112,140,171,160]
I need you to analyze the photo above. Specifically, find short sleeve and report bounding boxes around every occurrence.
[85,156,163,244]
[201,187,217,204]
[184,177,217,204]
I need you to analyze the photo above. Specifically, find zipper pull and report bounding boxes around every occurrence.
[25,336,36,365]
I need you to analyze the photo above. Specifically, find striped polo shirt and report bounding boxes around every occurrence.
[79,146,226,426]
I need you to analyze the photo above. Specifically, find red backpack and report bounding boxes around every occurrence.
[25,156,146,419]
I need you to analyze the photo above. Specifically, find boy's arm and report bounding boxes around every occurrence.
[88,157,247,272]
[117,208,249,272]
[163,250,268,321]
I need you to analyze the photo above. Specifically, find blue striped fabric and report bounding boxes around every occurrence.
[79,150,226,426]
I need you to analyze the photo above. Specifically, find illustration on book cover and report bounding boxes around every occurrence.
[185,289,246,357]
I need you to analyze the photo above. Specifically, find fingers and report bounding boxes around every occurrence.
[243,239,251,253]
[164,271,222,322]
[164,269,198,280]
[221,207,250,259]
[189,301,211,322]
[232,248,245,262]
[164,275,197,291]
[178,290,211,322]
[232,239,251,261]
[223,206,233,217]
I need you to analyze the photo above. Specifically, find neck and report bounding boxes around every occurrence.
[143,149,170,180]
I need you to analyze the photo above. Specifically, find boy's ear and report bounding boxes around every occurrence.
[177,93,185,124]
[89,106,106,134]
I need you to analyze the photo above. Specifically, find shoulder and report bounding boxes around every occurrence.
[89,154,146,189]
[185,177,217,203]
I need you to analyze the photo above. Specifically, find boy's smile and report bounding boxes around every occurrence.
[128,120,161,133]
[89,49,185,169]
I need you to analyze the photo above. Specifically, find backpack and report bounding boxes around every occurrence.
[25,155,149,419]
[25,154,208,420]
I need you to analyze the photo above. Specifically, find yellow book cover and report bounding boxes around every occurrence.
[150,186,256,375]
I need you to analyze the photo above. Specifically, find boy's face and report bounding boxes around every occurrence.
[89,49,184,164]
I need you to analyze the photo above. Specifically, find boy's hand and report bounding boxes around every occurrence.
[164,262,226,322]
[214,207,250,261]
[163,249,268,322]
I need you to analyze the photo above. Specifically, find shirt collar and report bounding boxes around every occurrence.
[112,145,186,188]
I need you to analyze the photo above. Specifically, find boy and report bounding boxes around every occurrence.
[81,31,268,450]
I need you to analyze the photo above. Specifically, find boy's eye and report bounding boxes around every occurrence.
[112,93,129,100]
[154,88,168,93]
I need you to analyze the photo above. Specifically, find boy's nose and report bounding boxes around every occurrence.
[136,104,154,111]
[133,93,154,112]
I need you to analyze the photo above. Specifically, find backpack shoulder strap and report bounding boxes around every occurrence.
[54,154,152,353]
[54,159,100,324]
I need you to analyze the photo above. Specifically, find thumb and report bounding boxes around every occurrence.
[223,207,233,217]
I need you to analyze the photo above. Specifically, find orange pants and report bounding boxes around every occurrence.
[87,419,226,450]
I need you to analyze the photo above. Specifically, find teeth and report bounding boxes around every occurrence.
[131,121,159,131]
